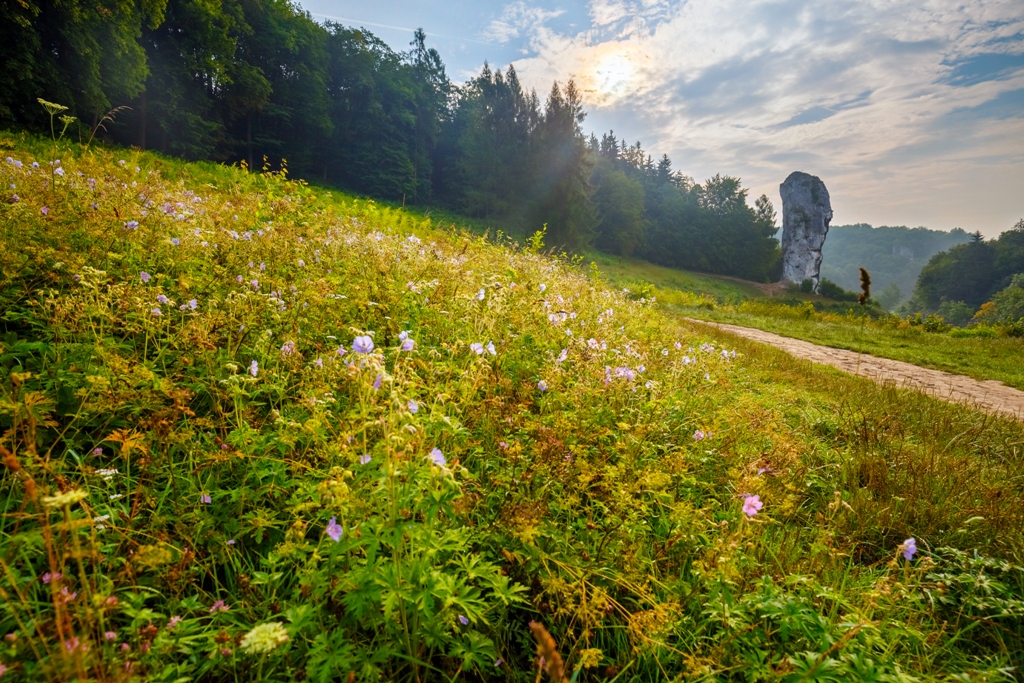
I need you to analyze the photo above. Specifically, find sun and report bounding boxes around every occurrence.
[591,51,636,100]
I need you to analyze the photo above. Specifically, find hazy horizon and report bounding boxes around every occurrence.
[297,0,1024,238]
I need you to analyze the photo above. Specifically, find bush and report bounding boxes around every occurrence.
[817,278,858,302]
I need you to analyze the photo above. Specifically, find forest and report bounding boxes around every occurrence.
[0,0,781,281]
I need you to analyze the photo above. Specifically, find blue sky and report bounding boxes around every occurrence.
[297,0,1024,237]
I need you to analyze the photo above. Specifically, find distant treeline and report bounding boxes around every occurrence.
[907,221,1024,324]
[1,0,781,280]
[821,224,971,308]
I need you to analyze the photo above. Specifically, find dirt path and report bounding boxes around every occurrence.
[693,320,1024,420]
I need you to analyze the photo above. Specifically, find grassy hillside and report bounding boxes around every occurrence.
[2,133,1024,682]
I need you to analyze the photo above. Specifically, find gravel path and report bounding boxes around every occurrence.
[695,320,1024,420]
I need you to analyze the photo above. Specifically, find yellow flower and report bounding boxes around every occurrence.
[240,622,289,655]
[42,489,88,508]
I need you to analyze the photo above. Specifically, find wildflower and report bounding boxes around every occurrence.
[168,616,182,629]
[41,206,49,215]
[475,288,485,300]
[105,631,117,641]
[200,494,212,504]
[298,259,305,268]
[408,399,419,413]
[241,622,290,655]
[556,349,567,363]
[188,298,198,310]
[227,539,236,545]
[325,517,343,542]
[171,237,180,246]
[742,495,763,517]
[352,336,374,354]
[104,596,118,607]
[429,448,446,467]
[157,294,169,304]
[499,441,508,449]
[900,537,917,560]
[401,338,415,351]
[41,572,62,584]
[210,600,229,613]
[121,643,130,653]
[645,381,654,389]
[140,271,151,283]
[260,262,266,271]
[359,454,372,465]
[236,275,243,283]
[92,447,103,456]
[313,357,323,368]
[151,307,162,317]
[64,636,81,653]
[125,220,139,230]
[537,380,548,392]
[221,648,232,657]
[373,373,383,390]
[495,658,504,667]
[250,279,259,290]
[336,345,347,357]
[470,342,484,355]
[280,341,295,356]
[693,430,705,441]
[539,283,546,292]
[9,195,18,203]
[42,489,88,508]
[32,162,39,168]
[55,167,65,177]
[249,360,258,377]
[675,341,682,350]
[458,615,469,625]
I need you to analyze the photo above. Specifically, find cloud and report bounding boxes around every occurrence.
[482,2,565,44]
[501,0,1024,235]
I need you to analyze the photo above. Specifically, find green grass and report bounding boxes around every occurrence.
[685,304,1024,390]
[589,252,766,303]
[2,131,1024,682]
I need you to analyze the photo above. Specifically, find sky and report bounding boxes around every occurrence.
[297,0,1024,237]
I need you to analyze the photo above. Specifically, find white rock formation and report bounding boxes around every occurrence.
[780,171,833,290]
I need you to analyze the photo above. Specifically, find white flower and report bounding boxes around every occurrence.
[240,622,290,654]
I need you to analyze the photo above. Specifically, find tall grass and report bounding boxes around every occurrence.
[1,132,1023,681]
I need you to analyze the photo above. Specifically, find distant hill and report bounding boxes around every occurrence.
[820,224,971,307]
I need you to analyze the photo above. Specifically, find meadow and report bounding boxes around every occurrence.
[2,132,1024,682]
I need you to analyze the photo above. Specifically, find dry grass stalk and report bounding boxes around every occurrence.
[529,621,567,683]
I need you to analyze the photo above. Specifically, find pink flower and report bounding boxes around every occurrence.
[104,631,117,640]
[139,271,151,283]
[210,599,229,613]
[742,495,763,517]
[41,206,49,216]
[200,493,212,504]
[168,616,182,628]
[41,572,61,584]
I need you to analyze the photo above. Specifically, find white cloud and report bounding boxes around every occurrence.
[503,0,1024,235]
[482,2,565,44]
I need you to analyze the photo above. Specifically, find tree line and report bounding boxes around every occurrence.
[1,0,781,280]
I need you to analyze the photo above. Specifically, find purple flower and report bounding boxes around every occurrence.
[104,631,117,640]
[280,341,295,356]
[359,454,372,465]
[313,357,323,368]
[429,448,446,467]
[901,537,917,560]
[470,342,484,355]
[92,448,103,456]
[373,373,383,390]
[352,335,374,354]
[537,380,549,392]
[458,615,469,625]
[236,275,243,283]
[210,600,229,613]
[125,220,139,230]
[742,495,763,517]
[41,572,61,584]
[693,430,706,441]
[188,298,198,310]
[399,330,410,341]
[401,338,415,351]
[539,283,546,292]
[475,288,485,301]
[151,307,162,317]
[326,517,343,542]
[171,237,180,246]
[495,658,503,667]
[40,206,49,215]
[249,360,258,377]
[227,539,235,545]
[200,494,212,504]
[140,271,151,283]
[486,341,496,356]
[407,399,418,413]
[156,294,169,304]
